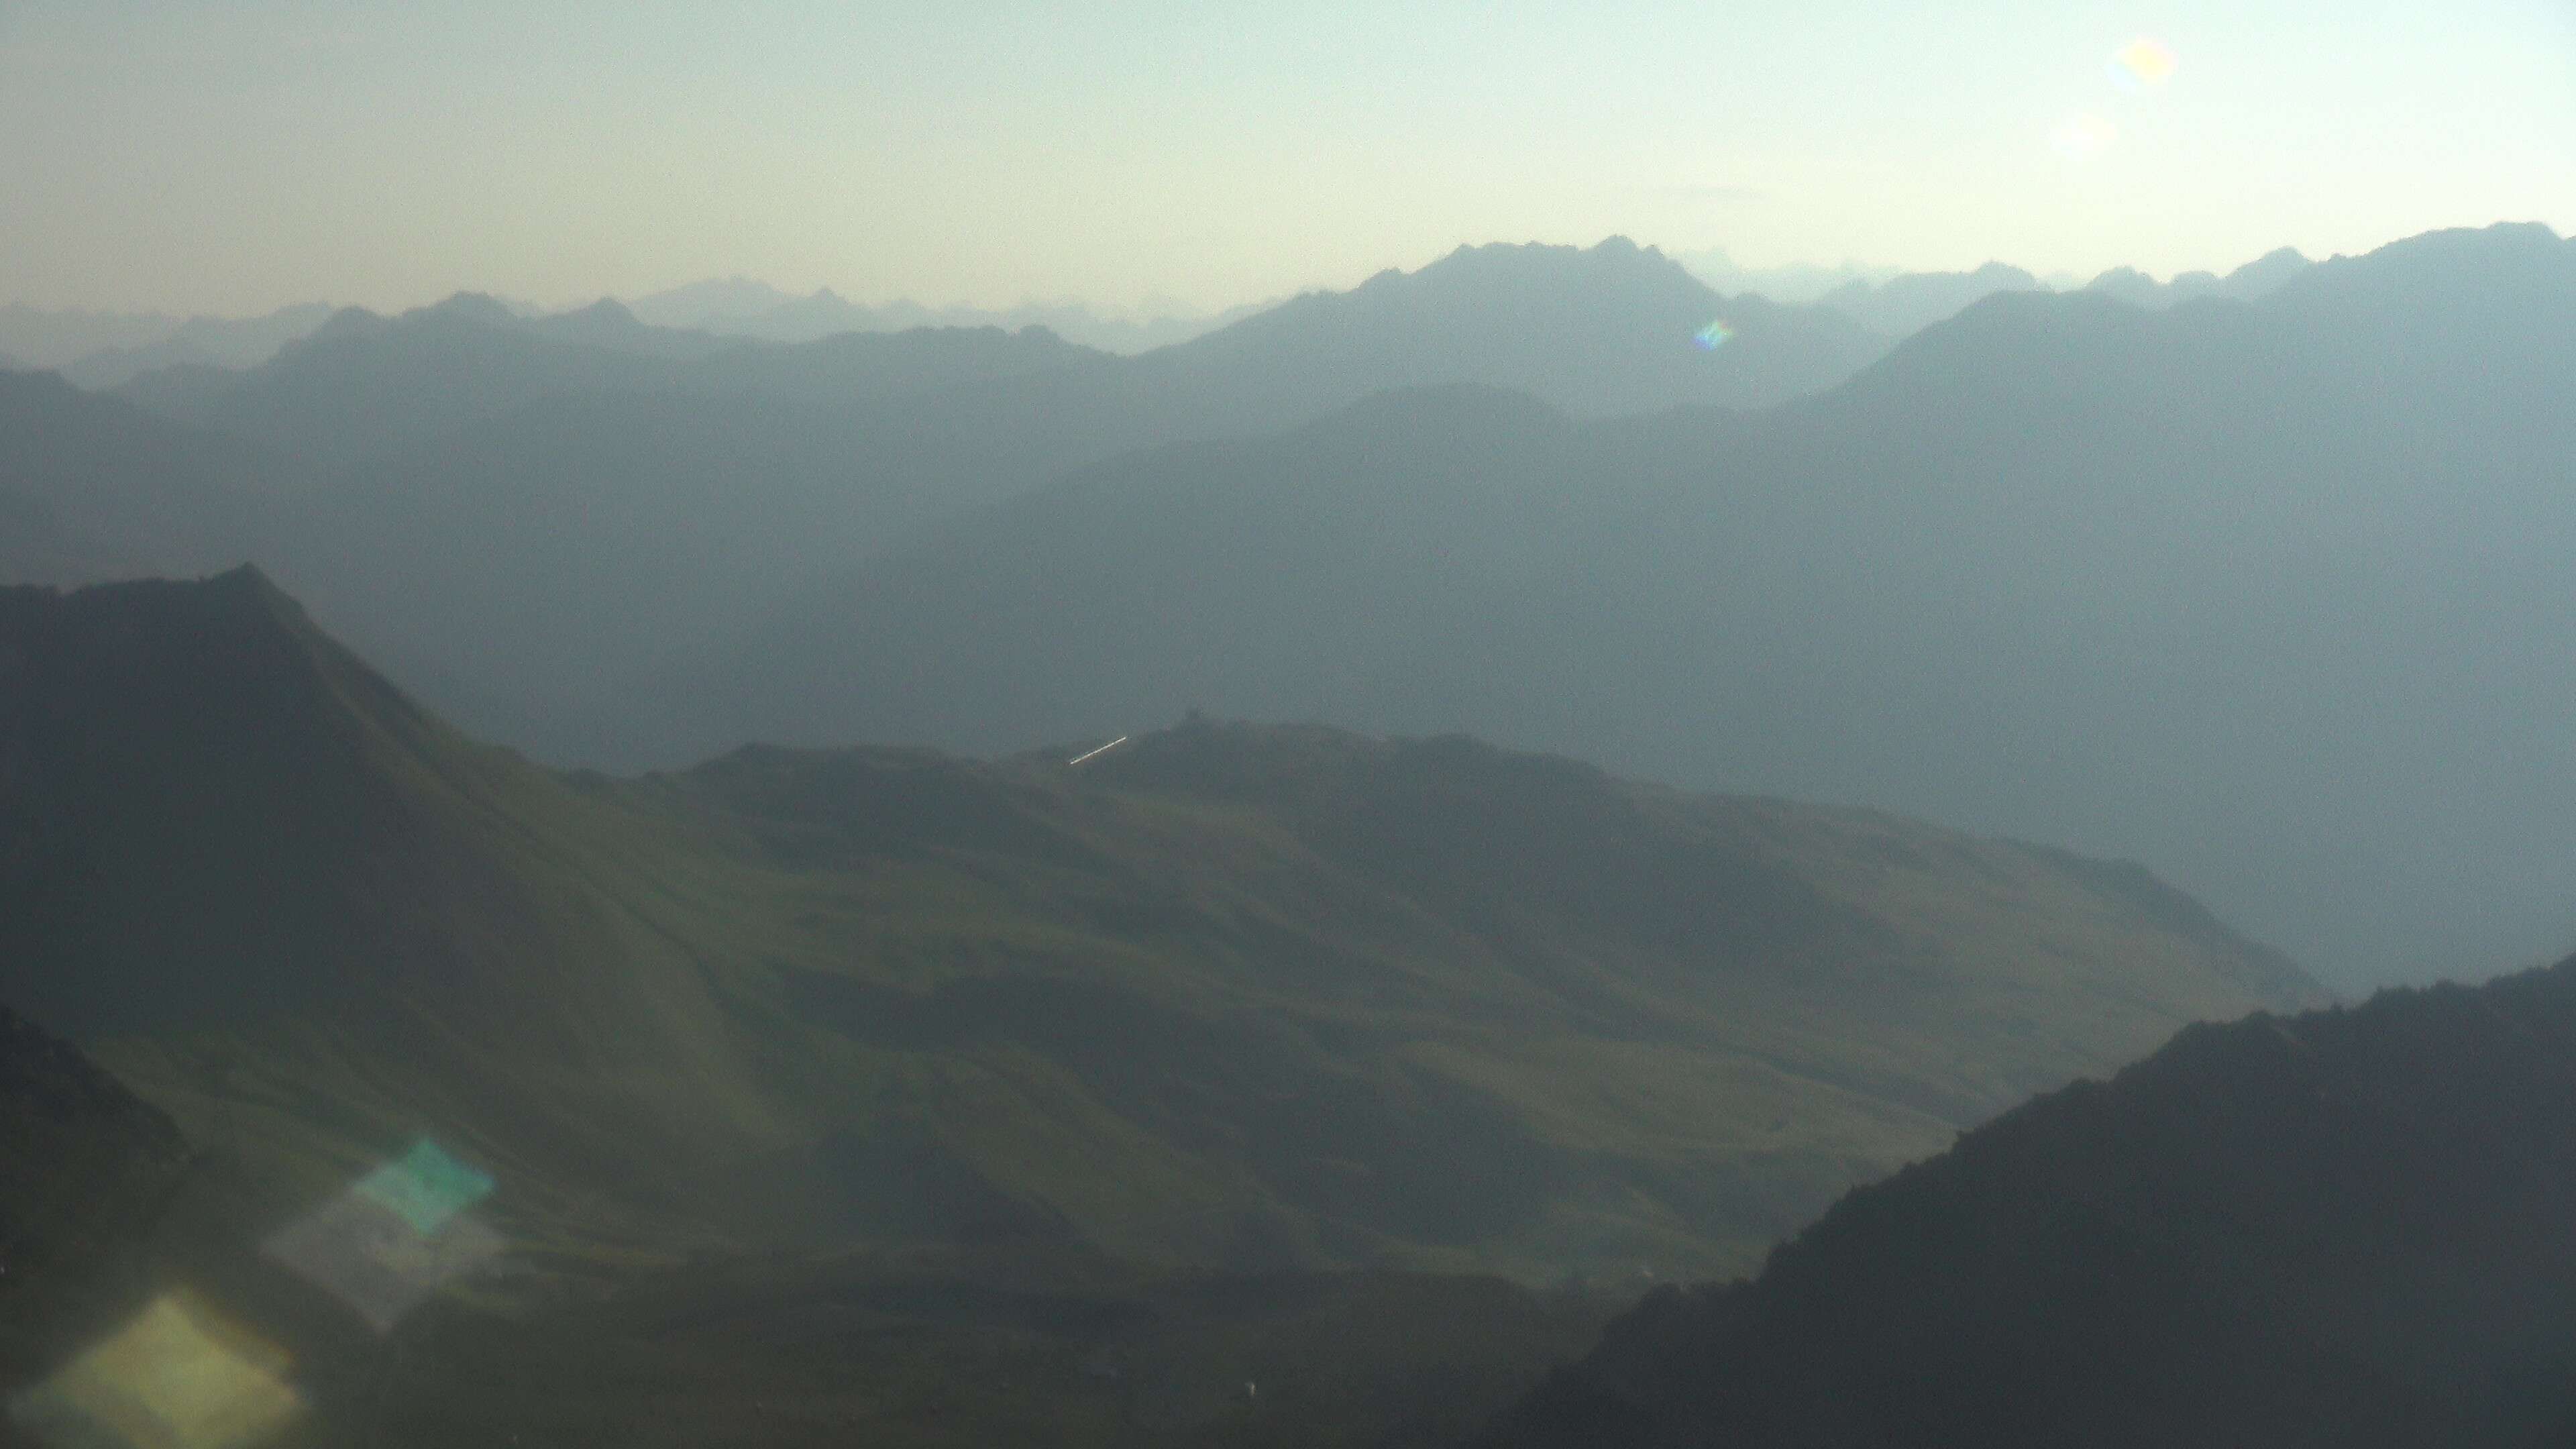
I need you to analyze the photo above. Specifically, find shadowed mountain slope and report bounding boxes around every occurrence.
[0,369,290,581]
[0,1006,191,1291]
[1479,952,2576,1448]
[0,572,2318,1287]
[3,239,1892,762]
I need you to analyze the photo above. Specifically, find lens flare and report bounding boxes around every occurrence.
[266,1196,505,1334]
[264,1141,504,1333]
[8,1291,303,1449]
[354,1139,492,1235]
[2110,37,2177,93]
[1693,319,1734,352]
[2051,113,2118,158]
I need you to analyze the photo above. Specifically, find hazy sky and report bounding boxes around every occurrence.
[2,0,2569,315]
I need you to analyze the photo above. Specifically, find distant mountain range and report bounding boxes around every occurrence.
[0,237,1892,758]
[3,243,2316,395]
[1670,249,1903,306]
[2,223,2566,989]
[628,277,1271,354]
[121,237,1880,460]
[0,303,336,388]
[1139,237,1884,419]
[1479,951,2576,1447]
[637,222,2574,989]
[1675,246,2314,336]
[0,570,2318,1287]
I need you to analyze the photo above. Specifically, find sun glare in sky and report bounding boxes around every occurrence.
[0,1,2565,313]
[2053,113,2121,160]
[2110,38,2180,93]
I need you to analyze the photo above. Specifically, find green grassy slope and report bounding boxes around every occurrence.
[0,570,2324,1291]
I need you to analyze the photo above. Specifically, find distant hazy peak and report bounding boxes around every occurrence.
[1232,237,1721,333]
[421,291,521,328]
[561,297,641,323]
[2084,264,2159,293]
[1413,235,1694,281]
[536,297,655,343]
[2229,246,2310,282]
[625,275,798,328]
[310,305,392,341]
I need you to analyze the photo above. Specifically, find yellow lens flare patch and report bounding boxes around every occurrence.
[9,1291,304,1449]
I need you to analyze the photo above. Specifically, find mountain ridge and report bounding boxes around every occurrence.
[1,571,2322,1289]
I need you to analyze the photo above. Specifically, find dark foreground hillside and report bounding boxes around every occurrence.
[0,1010,1619,1449]
[0,1007,193,1384]
[1479,954,2576,1448]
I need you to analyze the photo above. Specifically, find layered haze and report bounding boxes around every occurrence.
[5,225,2572,993]
[6,3,2575,1444]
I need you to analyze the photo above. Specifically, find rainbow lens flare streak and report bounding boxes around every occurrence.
[354,1139,493,1234]
[1693,319,1734,351]
[264,1140,503,1334]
